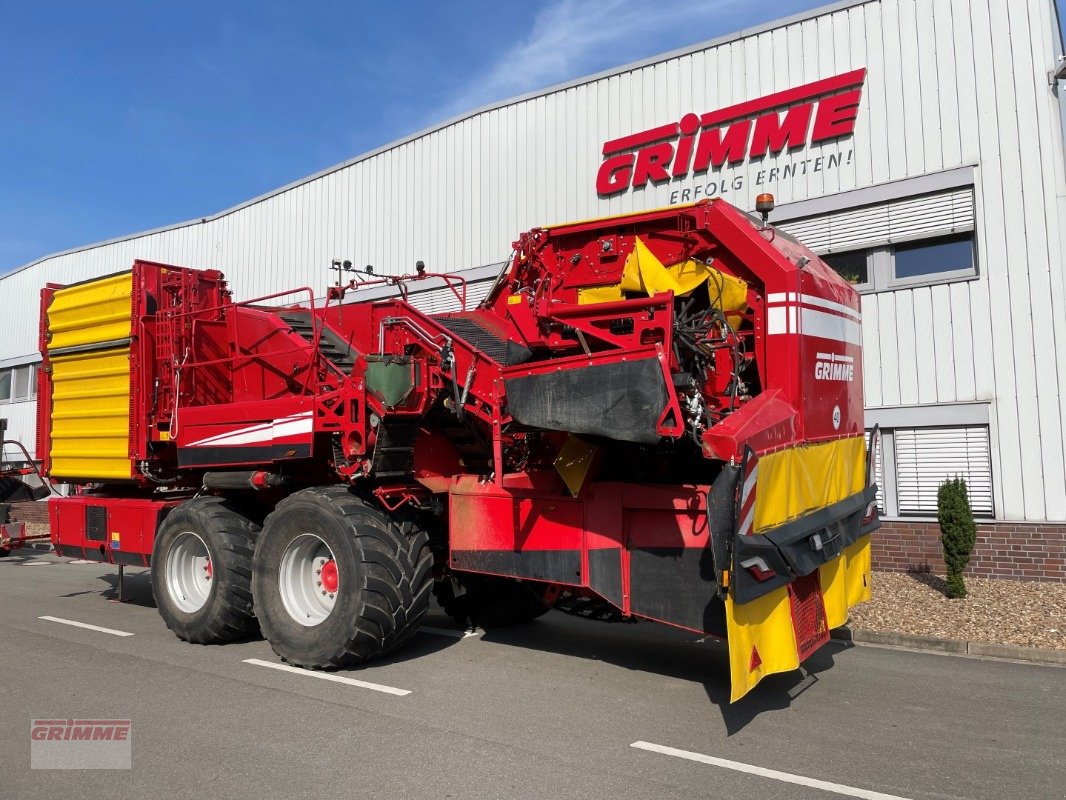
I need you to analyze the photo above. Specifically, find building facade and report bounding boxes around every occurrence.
[2,0,1065,579]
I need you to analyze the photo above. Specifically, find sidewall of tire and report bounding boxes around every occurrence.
[252,498,371,666]
[152,501,257,643]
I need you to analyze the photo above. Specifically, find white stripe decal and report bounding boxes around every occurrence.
[767,307,787,336]
[799,307,862,344]
[631,742,913,800]
[186,412,313,447]
[796,293,860,320]
[816,352,855,363]
[767,307,862,344]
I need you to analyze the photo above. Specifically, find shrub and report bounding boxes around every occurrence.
[937,477,977,598]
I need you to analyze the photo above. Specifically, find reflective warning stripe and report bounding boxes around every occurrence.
[737,446,758,537]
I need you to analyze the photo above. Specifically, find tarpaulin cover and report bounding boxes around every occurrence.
[577,237,748,327]
[725,435,870,702]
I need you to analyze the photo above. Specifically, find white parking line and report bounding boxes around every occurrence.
[420,626,481,639]
[242,658,410,696]
[630,741,913,800]
[22,561,52,566]
[39,615,135,637]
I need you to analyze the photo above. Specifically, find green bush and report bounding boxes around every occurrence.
[937,477,977,598]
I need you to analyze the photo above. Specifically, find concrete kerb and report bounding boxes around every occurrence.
[832,626,1066,666]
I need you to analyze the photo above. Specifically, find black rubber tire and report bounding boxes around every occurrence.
[0,546,12,559]
[151,497,260,644]
[252,485,432,668]
[434,575,551,629]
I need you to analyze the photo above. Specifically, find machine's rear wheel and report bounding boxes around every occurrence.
[252,486,432,668]
[434,575,551,629]
[152,497,260,643]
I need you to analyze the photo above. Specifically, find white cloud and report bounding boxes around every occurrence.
[430,0,744,124]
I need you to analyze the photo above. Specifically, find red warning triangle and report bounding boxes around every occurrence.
[749,646,762,672]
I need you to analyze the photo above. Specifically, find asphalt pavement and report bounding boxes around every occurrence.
[1,548,1062,800]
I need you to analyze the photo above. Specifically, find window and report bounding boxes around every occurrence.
[822,250,869,288]
[893,426,993,517]
[13,367,30,399]
[892,234,974,281]
[779,185,978,292]
[0,364,40,403]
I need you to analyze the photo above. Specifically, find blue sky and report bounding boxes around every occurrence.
[1,1,1061,274]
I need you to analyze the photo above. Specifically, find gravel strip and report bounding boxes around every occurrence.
[21,522,50,538]
[850,571,1066,650]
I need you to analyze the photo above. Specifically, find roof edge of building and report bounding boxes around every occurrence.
[0,0,875,282]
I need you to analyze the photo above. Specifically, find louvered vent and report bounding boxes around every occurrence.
[407,277,496,314]
[780,188,975,253]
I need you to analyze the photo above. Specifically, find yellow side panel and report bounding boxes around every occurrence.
[577,283,624,305]
[753,436,866,531]
[48,272,133,350]
[727,436,869,702]
[844,535,872,607]
[819,554,849,630]
[725,586,799,703]
[49,347,132,480]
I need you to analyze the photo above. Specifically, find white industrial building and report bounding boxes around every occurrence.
[2,0,1065,559]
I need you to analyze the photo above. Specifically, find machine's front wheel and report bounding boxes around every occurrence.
[252,486,432,668]
[152,497,260,643]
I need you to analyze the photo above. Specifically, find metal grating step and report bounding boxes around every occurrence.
[279,311,357,374]
[432,314,530,365]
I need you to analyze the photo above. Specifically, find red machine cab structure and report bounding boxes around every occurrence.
[38,199,879,701]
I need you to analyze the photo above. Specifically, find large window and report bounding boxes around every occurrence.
[868,425,994,518]
[780,185,978,292]
[822,250,870,288]
[0,364,38,404]
[892,234,974,282]
[818,233,977,293]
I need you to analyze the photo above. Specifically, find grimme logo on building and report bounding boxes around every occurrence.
[596,68,866,196]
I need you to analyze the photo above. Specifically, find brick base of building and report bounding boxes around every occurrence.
[7,500,49,525]
[873,520,1066,582]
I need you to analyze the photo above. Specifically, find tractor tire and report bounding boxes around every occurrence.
[434,575,551,629]
[0,546,12,559]
[252,485,432,668]
[152,497,260,644]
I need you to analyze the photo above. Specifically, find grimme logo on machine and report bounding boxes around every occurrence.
[815,352,855,382]
[595,68,865,197]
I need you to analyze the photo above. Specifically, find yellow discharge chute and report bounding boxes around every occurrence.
[725,436,873,702]
[578,237,748,327]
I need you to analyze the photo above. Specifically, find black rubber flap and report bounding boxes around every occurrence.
[505,356,667,444]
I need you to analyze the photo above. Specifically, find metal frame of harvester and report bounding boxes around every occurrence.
[35,198,879,701]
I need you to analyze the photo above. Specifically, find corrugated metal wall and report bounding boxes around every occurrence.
[1,0,1064,521]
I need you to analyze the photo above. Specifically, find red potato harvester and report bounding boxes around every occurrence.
[37,198,879,701]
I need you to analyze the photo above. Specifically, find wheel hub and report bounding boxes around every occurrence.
[320,559,338,594]
[166,531,213,613]
[278,534,339,627]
